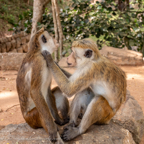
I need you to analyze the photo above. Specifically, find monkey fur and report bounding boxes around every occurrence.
[16,28,70,144]
[42,38,127,141]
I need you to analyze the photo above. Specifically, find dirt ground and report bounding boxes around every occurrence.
[0,66,144,143]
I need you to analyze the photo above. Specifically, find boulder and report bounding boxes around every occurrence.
[11,39,16,51]
[17,47,23,53]
[21,37,27,45]
[6,36,12,42]
[1,44,7,53]
[0,91,143,144]
[0,122,135,144]
[9,49,17,53]
[112,90,144,144]
[6,42,11,52]
[100,46,143,66]
[26,35,30,42]
[0,37,8,43]
[16,38,22,48]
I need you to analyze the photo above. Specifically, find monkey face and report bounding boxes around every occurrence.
[38,31,59,54]
[67,39,100,67]
[67,47,93,67]
[67,51,76,67]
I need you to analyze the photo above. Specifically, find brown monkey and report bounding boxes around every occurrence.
[42,38,127,141]
[16,28,70,143]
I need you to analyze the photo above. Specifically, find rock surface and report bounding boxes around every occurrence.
[0,32,30,53]
[100,46,143,66]
[0,122,136,144]
[113,90,144,144]
[0,53,25,70]
[0,91,144,144]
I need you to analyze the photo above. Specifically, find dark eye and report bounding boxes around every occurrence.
[84,50,93,58]
[42,35,47,43]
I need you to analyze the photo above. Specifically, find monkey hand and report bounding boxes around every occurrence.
[42,50,53,67]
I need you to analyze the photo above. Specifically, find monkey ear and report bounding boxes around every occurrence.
[84,50,93,58]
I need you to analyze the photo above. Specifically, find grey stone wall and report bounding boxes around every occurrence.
[0,53,26,70]
[0,31,30,53]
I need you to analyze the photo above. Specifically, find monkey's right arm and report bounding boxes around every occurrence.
[55,62,71,78]
[42,51,92,97]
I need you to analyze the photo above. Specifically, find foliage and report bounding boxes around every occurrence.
[9,10,33,33]
[11,0,144,56]
[0,0,33,31]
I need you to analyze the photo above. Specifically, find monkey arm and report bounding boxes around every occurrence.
[55,62,71,78]
[30,60,57,134]
[30,88,56,131]
[42,50,92,97]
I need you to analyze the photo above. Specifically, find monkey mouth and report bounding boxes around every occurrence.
[67,62,72,66]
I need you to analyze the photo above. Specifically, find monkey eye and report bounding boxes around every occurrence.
[84,50,93,58]
[42,35,47,43]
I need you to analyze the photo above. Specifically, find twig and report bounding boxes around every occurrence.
[5,104,20,112]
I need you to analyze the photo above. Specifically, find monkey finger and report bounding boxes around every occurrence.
[61,127,79,141]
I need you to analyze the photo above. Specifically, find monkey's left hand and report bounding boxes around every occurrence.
[42,50,53,66]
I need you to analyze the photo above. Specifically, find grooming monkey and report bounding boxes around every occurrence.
[16,28,70,143]
[42,39,127,141]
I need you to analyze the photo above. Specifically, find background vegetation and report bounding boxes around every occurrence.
[0,0,33,33]
[1,0,144,56]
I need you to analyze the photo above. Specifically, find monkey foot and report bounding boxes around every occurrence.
[55,117,69,126]
[63,121,77,131]
[63,116,70,124]
[61,126,80,141]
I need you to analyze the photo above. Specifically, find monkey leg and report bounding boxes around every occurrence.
[24,107,42,129]
[68,94,82,127]
[52,86,69,125]
[24,107,64,144]
[64,88,94,130]
[62,96,115,141]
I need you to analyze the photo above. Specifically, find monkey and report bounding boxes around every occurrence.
[16,28,70,143]
[41,38,127,141]
[64,87,95,129]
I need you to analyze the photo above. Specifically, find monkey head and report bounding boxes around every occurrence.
[29,27,59,54]
[67,39,100,67]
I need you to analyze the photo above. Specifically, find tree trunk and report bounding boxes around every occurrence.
[52,0,63,61]
[30,0,50,39]
[54,0,63,60]
[52,0,59,62]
